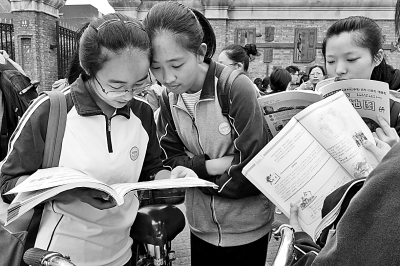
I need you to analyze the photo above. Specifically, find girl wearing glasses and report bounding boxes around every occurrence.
[217,44,258,74]
[297,65,326,91]
[217,44,261,96]
[0,13,193,266]
[144,2,273,266]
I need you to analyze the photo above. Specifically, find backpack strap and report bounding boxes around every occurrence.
[215,62,244,118]
[21,90,67,265]
[160,88,176,132]
[41,91,68,168]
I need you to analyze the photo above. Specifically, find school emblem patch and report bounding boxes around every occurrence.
[130,147,139,161]
[218,122,231,135]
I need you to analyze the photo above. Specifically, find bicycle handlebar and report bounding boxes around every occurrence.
[23,247,76,266]
[271,224,295,266]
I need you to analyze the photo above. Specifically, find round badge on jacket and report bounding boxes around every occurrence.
[130,147,139,161]
[219,122,231,135]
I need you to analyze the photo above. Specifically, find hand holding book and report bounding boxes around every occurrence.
[373,114,399,147]
[54,188,118,210]
[4,167,217,225]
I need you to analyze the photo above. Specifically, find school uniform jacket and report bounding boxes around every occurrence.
[157,59,274,247]
[0,76,165,266]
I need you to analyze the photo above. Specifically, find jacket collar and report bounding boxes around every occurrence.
[199,58,216,100]
[70,75,130,119]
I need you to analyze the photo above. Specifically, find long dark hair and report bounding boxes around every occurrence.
[322,16,386,82]
[143,1,216,59]
[66,22,89,84]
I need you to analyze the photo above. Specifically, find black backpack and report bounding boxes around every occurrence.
[0,65,38,160]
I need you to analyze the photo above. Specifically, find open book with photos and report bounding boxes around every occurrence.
[258,90,323,138]
[259,79,390,139]
[4,167,217,225]
[244,91,379,241]
[315,78,390,129]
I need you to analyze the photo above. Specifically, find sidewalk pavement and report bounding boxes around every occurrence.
[172,204,290,266]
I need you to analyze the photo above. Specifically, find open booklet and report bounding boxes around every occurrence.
[315,78,390,128]
[4,167,218,225]
[258,90,323,138]
[243,91,379,241]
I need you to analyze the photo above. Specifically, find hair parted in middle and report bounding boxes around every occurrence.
[143,1,216,59]
[79,13,150,81]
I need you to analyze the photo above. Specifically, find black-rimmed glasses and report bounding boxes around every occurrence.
[94,73,154,97]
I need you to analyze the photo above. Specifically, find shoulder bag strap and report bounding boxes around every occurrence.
[21,90,67,265]
[215,62,243,118]
[41,90,67,168]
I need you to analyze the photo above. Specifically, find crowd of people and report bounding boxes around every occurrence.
[252,64,329,95]
[0,0,400,265]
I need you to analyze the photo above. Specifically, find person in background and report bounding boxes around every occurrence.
[268,68,292,94]
[218,43,258,73]
[218,43,261,97]
[285,65,300,90]
[0,50,37,161]
[0,13,194,266]
[297,65,326,91]
[254,77,263,89]
[299,74,310,85]
[262,76,271,93]
[0,50,26,76]
[308,65,326,90]
[254,77,266,95]
[144,2,273,266]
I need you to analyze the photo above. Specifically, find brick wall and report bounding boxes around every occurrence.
[210,19,400,81]
[12,11,58,92]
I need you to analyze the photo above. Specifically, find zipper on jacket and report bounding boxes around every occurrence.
[192,99,209,154]
[176,98,222,243]
[175,104,205,154]
[192,117,205,154]
[210,196,222,245]
[105,116,113,153]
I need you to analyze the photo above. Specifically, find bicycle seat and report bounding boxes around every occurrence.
[131,204,185,246]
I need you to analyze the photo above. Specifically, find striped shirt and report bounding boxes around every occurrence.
[181,90,202,117]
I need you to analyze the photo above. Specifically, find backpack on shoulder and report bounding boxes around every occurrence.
[0,68,38,160]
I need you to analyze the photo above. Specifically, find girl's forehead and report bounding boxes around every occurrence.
[152,31,178,45]
[100,49,150,80]
[151,34,188,61]
[326,32,368,54]
[310,67,321,72]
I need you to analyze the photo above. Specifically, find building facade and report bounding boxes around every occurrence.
[108,0,400,80]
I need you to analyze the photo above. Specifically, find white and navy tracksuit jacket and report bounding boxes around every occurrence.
[0,76,165,266]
